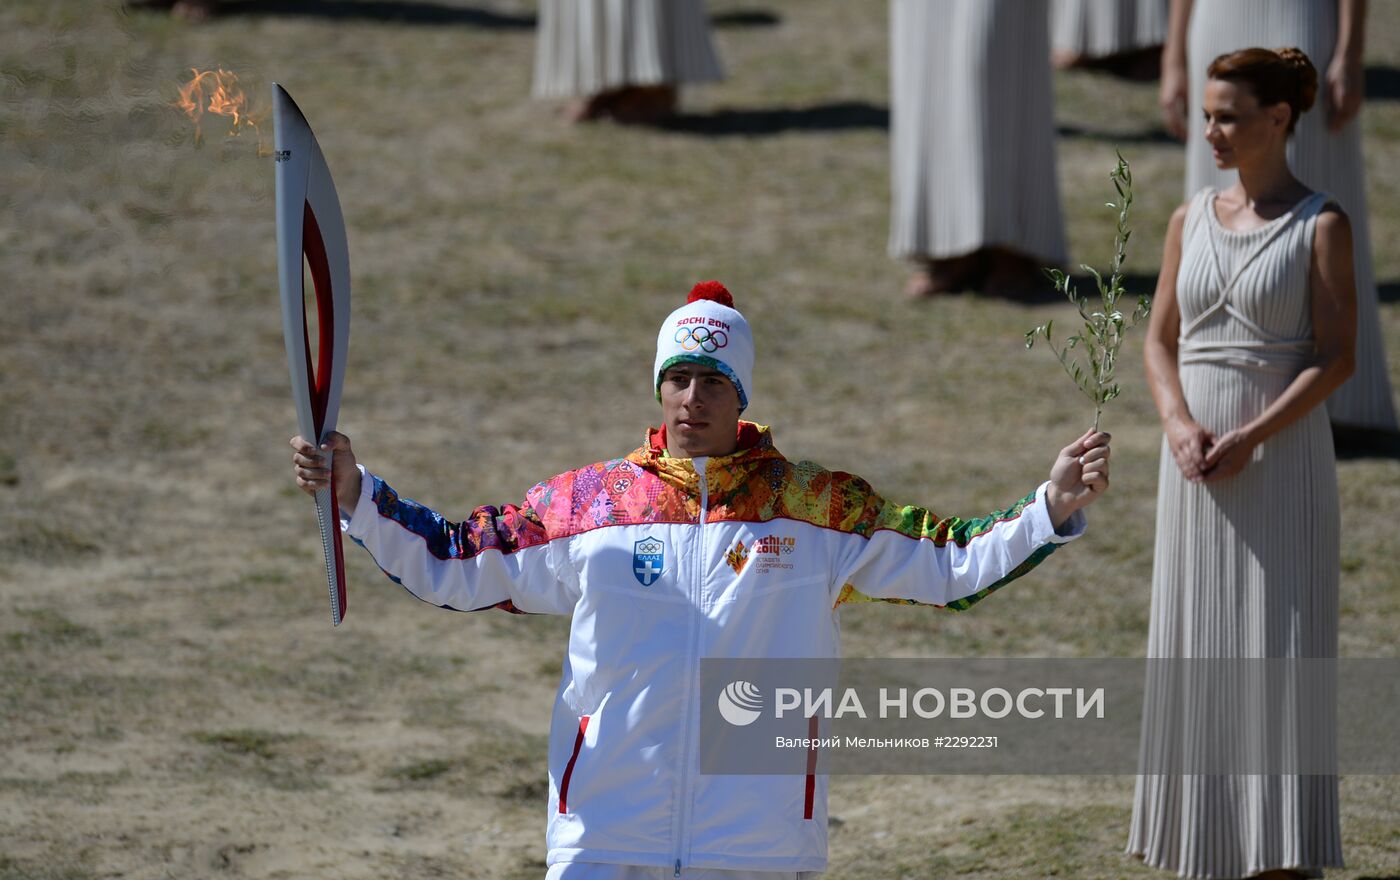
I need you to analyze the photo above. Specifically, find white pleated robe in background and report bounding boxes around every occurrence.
[1184,0,1397,430]
[1127,188,1343,880]
[534,0,724,99]
[888,0,1068,265]
[1051,0,1168,59]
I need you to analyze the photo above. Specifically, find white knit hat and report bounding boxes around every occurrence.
[653,281,754,411]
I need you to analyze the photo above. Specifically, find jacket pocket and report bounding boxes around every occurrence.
[558,715,590,813]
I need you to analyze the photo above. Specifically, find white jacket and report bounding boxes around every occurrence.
[342,424,1084,874]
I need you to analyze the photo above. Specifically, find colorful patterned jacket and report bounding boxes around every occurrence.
[341,422,1084,874]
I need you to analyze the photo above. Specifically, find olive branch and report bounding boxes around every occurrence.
[1025,152,1150,432]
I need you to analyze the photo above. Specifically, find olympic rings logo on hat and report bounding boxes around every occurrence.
[675,326,729,352]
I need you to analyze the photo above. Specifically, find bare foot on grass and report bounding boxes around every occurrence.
[566,86,678,125]
[904,252,983,299]
[565,93,614,123]
[171,0,217,22]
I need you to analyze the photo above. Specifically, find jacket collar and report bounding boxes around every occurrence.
[628,421,782,491]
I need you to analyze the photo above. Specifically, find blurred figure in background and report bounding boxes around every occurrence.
[534,0,724,124]
[1052,0,1168,79]
[1160,0,1397,434]
[889,0,1068,299]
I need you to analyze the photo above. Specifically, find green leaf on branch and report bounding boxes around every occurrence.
[1023,153,1151,431]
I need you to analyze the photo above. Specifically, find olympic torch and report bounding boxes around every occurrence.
[273,83,351,626]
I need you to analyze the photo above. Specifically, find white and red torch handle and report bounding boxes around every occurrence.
[273,83,351,626]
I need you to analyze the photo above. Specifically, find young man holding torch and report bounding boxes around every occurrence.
[289,281,1111,879]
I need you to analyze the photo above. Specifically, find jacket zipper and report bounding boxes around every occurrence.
[670,457,707,877]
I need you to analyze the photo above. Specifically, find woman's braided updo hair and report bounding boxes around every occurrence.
[1207,46,1319,134]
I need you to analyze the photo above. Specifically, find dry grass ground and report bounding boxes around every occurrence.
[1,1,1397,878]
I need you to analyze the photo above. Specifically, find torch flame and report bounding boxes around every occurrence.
[175,67,267,155]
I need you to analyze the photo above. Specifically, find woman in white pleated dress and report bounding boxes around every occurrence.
[1051,0,1167,76]
[1159,0,1395,432]
[888,0,1068,299]
[533,0,724,123]
[1129,47,1354,880]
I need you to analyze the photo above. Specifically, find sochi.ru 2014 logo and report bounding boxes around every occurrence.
[718,680,764,726]
[633,536,665,586]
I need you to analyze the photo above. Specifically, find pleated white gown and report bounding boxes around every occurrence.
[1185,0,1397,430]
[533,0,724,99]
[1052,0,1168,59]
[888,0,1068,265]
[1127,188,1343,879]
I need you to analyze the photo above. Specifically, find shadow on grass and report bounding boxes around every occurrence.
[1377,280,1400,304]
[1114,271,1160,296]
[1333,424,1400,461]
[1060,59,1400,100]
[658,101,887,136]
[1365,65,1400,100]
[132,1,780,29]
[900,269,1161,306]
[210,0,536,27]
[1056,123,1178,145]
[658,107,1177,142]
[711,9,781,28]
[1043,270,1160,297]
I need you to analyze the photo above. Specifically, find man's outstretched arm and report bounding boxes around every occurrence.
[831,430,1110,611]
[290,433,579,615]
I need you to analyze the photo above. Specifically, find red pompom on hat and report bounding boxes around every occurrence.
[687,280,734,308]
